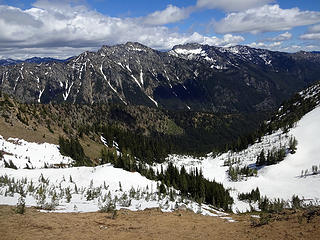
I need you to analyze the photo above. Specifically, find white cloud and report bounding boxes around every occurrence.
[263,32,292,42]
[269,41,282,47]
[280,44,320,52]
[141,5,192,25]
[0,46,91,60]
[300,33,320,40]
[0,2,244,59]
[300,23,320,41]
[175,32,244,47]
[308,24,320,33]
[247,41,295,52]
[247,41,281,49]
[196,0,273,12]
[129,32,244,50]
[213,4,320,34]
[247,42,268,48]
[248,40,320,53]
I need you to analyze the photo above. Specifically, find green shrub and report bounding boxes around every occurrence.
[15,195,25,214]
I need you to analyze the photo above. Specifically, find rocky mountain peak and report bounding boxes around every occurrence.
[0,43,320,114]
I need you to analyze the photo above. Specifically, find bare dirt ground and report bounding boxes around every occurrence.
[0,205,319,240]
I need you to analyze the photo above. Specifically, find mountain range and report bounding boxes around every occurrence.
[0,57,69,66]
[1,42,320,113]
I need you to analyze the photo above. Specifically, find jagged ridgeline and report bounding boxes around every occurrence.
[1,42,320,112]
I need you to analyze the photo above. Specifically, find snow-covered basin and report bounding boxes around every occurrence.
[168,106,320,211]
[0,164,157,212]
[0,135,229,218]
[0,163,228,218]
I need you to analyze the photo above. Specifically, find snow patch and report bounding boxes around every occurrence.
[140,69,144,86]
[174,48,203,55]
[147,95,158,107]
[131,74,141,88]
[259,54,272,65]
[100,64,127,105]
[100,64,117,94]
[126,64,132,73]
[63,81,74,101]
[38,88,45,103]
[0,135,73,169]
[117,62,125,69]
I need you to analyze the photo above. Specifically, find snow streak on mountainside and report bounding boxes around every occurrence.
[164,105,320,212]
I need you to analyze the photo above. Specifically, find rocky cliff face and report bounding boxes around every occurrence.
[1,42,319,113]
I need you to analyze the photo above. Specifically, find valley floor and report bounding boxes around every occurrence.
[1,205,320,240]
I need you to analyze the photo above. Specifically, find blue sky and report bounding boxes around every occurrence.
[0,0,320,59]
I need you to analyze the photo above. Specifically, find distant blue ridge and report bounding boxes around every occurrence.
[0,57,73,66]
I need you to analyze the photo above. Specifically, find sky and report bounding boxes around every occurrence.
[0,0,320,59]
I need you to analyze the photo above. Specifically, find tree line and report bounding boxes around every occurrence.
[58,136,91,166]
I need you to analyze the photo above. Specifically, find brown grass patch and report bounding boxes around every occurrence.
[0,205,319,240]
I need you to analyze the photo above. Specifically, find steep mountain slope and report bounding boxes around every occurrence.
[0,92,268,156]
[1,43,319,113]
[163,81,320,211]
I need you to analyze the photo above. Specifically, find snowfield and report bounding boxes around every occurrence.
[0,136,73,169]
[0,136,227,219]
[165,106,320,212]
[0,164,190,213]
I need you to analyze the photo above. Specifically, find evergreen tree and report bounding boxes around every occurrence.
[289,137,298,154]
[256,149,266,166]
[58,136,91,166]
